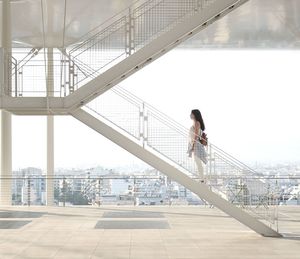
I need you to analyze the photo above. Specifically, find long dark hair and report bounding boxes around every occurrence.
[191,109,205,131]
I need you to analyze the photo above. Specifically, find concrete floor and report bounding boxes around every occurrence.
[0,206,299,259]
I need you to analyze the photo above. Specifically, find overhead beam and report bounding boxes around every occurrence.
[46,48,55,206]
[0,97,67,115]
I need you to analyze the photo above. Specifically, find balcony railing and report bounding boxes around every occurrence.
[2,176,299,205]
[1,175,299,234]
[4,176,204,207]
[8,49,87,97]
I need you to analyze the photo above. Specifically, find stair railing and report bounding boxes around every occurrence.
[85,85,279,227]
[67,0,216,89]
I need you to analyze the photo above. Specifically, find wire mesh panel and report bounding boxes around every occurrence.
[11,177,46,206]
[146,110,197,175]
[68,17,128,87]
[67,0,217,90]
[87,90,141,140]
[17,61,47,97]
[9,50,84,97]
[133,0,212,50]
[208,145,278,224]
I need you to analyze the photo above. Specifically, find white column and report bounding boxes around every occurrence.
[0,111,12,206]
[46,48,54,206]
[46,116,54,205]
[0,0,12,206]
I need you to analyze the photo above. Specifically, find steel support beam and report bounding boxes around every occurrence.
[46,48,54,205]
[0,97,67,115]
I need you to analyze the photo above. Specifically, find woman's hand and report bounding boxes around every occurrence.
[191,143,195,152]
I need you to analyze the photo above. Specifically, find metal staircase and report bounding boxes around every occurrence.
[64,0,250,109]
[1,0,283,237]
[71,85,281,237]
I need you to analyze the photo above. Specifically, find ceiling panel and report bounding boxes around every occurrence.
[0,0,299,49]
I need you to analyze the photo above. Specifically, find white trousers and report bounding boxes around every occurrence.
[193,153,205,180]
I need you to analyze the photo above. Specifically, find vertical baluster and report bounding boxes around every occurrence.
[63,176,66,207]
[27,177,31,207]
[98,178,101,207]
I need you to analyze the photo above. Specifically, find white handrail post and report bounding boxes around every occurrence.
[126,8,135,56]
[140,102,148,148]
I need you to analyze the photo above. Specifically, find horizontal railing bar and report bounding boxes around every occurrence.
[2,176,298,180]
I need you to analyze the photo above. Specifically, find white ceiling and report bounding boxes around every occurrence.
[1,0,136,48]
[1,0,300,49]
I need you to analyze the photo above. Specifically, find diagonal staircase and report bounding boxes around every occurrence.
[70,86,281,237]
[64,0,250,110]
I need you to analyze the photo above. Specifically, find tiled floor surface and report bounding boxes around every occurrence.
[0,206,299,259]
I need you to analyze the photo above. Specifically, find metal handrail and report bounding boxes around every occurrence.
[67,0,216,88]
[111,85,263,176]
[2,176,299,180]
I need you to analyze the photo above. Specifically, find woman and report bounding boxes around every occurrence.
[188,109,208,183]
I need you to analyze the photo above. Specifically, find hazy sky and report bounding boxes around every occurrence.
[12,50,300,170]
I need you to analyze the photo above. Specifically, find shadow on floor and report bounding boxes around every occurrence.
[0,209,84,218]
[282,235,300,241]
[96,206,231,219]
[0,210,45,218]
[0,220,31,229]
